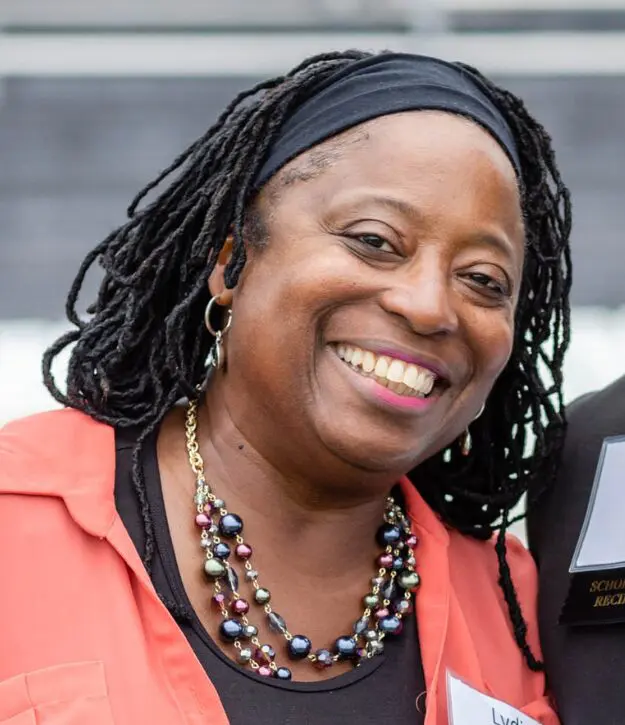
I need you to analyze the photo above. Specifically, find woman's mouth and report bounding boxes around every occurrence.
[332,343,441,399]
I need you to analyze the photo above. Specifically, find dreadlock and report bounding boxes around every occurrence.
[43,49,572,673]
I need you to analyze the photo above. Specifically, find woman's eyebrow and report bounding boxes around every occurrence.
[332,193,427,224]
[465,231,519,263]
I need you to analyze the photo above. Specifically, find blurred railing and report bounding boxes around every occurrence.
[443,0,625,8]
[3,0,625,32]
[0,0,409,30]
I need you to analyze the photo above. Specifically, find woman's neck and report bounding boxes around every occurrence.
[195,389,397,574]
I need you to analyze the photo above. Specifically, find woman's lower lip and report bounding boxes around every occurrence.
[369,381,437,410]
[332,351,439,412]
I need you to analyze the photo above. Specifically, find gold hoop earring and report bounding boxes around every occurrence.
[204,295,233,371]
[460,402,486,457]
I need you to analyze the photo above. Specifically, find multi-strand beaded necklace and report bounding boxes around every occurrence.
[185,398,421,680]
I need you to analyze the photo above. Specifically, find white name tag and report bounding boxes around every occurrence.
[571,435,625,572]
[447,671,540,725]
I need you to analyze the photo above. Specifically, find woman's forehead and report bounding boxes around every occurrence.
[263,112,522,232]
[269,111,518,199]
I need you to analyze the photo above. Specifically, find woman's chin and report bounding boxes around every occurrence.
[316,424,426,478]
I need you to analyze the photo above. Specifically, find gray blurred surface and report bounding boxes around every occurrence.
[0,0,408,30]
[4,0,625,32]
[0,74,624,319]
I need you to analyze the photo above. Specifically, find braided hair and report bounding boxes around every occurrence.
[43,50,572,672]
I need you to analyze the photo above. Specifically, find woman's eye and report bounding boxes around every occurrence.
[352,234,395,253]
[467,272,510,297]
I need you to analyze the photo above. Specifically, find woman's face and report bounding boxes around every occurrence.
[212,111,525,477]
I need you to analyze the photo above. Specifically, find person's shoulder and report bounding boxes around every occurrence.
[0,408,114,497]
[567,374,625,424]
[1,407,83,441]
[0,407,104,463]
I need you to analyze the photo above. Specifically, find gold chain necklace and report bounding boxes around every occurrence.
[185,397,420,680]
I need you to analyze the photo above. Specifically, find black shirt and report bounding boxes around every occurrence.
[114,428,426,724]
[528,375,625,725]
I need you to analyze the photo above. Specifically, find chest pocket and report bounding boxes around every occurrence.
[0,661,115,725]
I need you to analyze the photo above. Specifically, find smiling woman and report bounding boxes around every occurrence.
[0,52,570,725]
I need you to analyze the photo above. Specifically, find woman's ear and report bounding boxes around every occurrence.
[208,237,235,306]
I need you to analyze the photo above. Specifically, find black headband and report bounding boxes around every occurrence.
[253,53,521,189]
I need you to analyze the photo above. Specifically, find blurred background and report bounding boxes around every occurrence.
[1,0,624,429]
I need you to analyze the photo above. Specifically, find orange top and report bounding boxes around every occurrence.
[0,410,558,724]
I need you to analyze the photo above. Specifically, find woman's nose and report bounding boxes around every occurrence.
[379,259,459,337]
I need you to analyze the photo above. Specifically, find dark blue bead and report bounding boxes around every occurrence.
[376,523,402,547]
[335,636,358,660]
[353,616,369,635]
[214,543,231,559]
[379,616,403,635]
[288,635,312,660]
[392,556,404,571]
[275,667,292,680]
[219,618,244,642]
[219,513,243,538]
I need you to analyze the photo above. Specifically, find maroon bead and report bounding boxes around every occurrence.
[374,607,390,620]
[377,553,393,568]
[212,592,228,610]
[257,665,273,677]
[195,513,211,527]
[406,535,419,549]
[231,598,250,615]
[253,644,276,664]
[253,647,266,665]
[235,543,253,560]
[313,649,333,669]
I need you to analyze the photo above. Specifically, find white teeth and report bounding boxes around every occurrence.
[421,374,435,396]
[387,359,405,383]
[403,365,419,389]
[374,356,390,378]
[334,344,439,397]
[415,370,426,392]
[362,351,376,373]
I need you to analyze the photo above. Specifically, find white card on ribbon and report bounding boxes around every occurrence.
[571,435,625,572]
[447,671,540,725]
